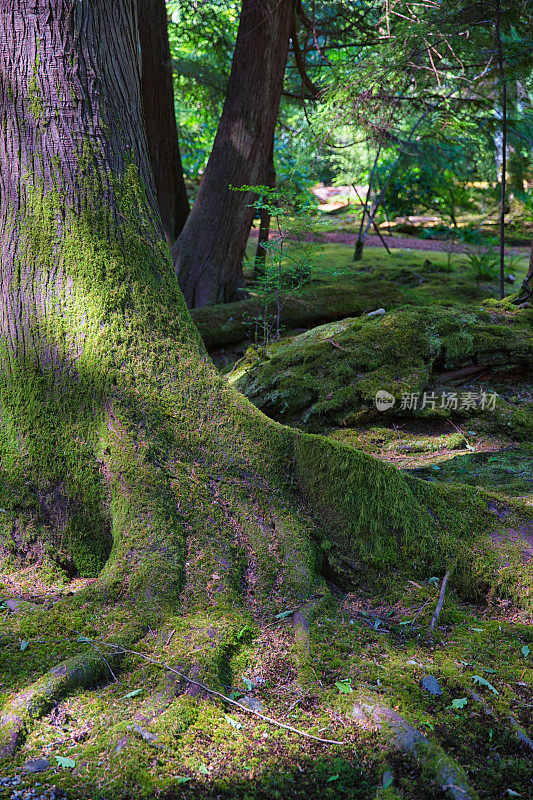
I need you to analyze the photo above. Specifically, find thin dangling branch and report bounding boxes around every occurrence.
[427,571,450,643]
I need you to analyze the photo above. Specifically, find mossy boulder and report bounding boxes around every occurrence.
[231,304,533,434]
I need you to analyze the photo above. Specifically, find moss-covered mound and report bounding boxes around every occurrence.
[232,304,533,436]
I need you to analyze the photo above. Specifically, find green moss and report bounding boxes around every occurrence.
[27,54,44,119]
[234,304,532,436]
[2,112,532,800]
[330,427,466,455]
[409,445,533,500]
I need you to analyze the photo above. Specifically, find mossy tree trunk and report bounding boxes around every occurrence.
[171,0,295,307]
[0,0,530,760]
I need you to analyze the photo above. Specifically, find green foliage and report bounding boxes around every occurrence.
[376,140,481,228]
[234,184,320,346]
[462,233,501,280]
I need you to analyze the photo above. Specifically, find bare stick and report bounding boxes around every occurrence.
[427,571,450,642]
[352,184,391,253]
[95,641,344,746]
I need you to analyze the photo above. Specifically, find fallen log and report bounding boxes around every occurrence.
[191,281,405,350]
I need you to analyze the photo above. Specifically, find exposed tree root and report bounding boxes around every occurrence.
[0,649,123,758]
[468,690,533,756]
[352,695,479,800]
[292,594,324,651]
[510,716,533,755]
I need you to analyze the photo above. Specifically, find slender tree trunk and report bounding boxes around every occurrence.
[254,141,277,278]
[353,145,381,262]
[172,0,295,308]
[495,0,507,300]
[138,0,189,245]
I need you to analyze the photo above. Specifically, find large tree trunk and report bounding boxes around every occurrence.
[0,0,530,763]
[171,0,295,307]
[138,0,190,245]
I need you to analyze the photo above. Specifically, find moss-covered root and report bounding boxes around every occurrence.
[374,769,405,800]
[469,690,533,756]
[0,649,122,758]
[510,717,533,755]
[352,695,479,800]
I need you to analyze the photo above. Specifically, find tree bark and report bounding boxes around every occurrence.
[138,0,190,246]
[0,0,162,376]
[171,0,295,307]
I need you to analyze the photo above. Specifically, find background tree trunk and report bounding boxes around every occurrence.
[138,0,190,245]
[254,141,277,278]
[172,0,295,308]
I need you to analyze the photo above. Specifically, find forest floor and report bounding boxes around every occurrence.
[0,239,532,800]
[249,224,530,258]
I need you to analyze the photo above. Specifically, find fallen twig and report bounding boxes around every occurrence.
[410,600,430,626]
[165,629,175,646]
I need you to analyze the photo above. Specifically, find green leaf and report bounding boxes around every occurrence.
[236,625,254,642]
[521,645,530,658]
[472,675,499,695]
[335,680,353,694]
[451,698,468,709]
[54,756,76,768]
[224,714,242,730]
[20,640,29,652]
[327,775,340,782]
[123,688,142,699]
[382,772,394,790]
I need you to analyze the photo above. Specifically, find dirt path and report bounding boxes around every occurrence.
[250,227,530,258]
